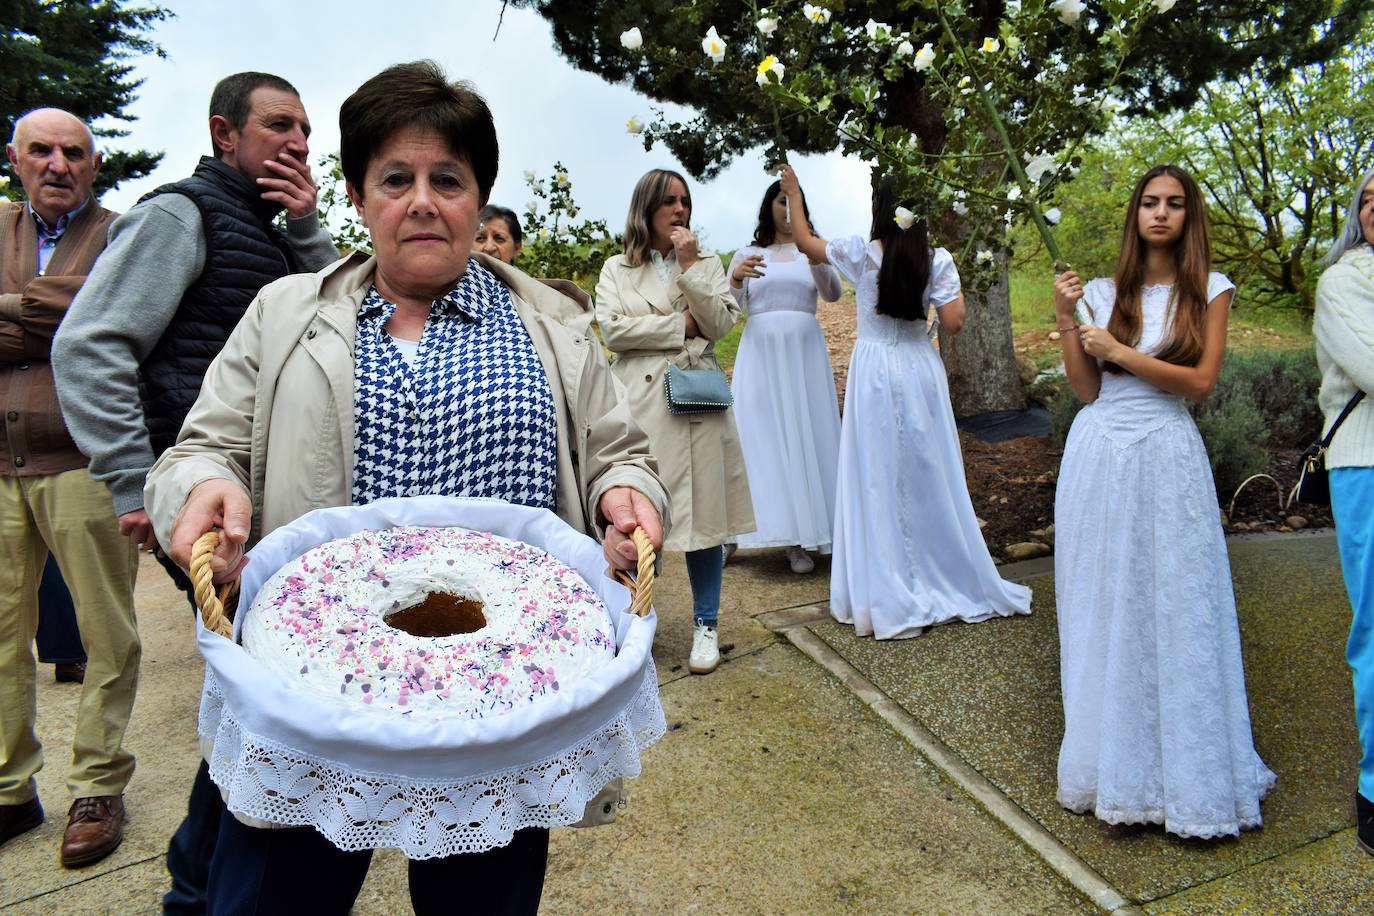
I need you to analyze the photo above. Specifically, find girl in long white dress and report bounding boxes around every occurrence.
[1053,164,1275,838]
[727,181,844,573]
[780,166,1031,639]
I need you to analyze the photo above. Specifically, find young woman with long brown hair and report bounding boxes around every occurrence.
[1052,164,1274,838]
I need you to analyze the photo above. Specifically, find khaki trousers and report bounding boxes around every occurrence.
[0,469,140,802]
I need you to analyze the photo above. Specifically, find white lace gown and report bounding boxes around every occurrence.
[827,236,1031,639]
[1055,274,1276,838]
[728,243,843,551]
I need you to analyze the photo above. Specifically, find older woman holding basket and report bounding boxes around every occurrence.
[595,169,754,675]
[1316,166,1374,856]
[145,61,666,915]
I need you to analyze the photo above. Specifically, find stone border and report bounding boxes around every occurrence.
[762,602,1142,915]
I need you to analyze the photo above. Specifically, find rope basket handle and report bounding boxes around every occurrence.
[613,527,656,618]
[190,530,240,639]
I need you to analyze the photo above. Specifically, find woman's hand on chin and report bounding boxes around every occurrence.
[669,226,700,270]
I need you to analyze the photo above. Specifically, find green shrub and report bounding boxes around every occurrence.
[1193,385,1270,497]
[1202,348,1321,448]
[1048,384,1084,447]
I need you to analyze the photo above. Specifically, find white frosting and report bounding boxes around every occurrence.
[241,526,615,719]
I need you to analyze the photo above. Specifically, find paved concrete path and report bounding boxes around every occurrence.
[0,532,1365,913]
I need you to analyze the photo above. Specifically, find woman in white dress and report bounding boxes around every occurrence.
[1053,164,1274,838]
[726,180,843,573]
[779,166,1031,639]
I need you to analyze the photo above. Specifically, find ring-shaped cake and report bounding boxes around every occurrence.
[241,525,616,719]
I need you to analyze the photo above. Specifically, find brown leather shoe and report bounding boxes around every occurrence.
[54,662,86,684]
[60,795,125,867]
[0,798,44,848]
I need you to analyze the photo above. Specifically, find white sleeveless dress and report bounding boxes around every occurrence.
[826,236,1031,639]
[1054,274,1276,838]
[728,243,843,551]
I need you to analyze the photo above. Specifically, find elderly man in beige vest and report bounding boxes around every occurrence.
[0,108,139,867]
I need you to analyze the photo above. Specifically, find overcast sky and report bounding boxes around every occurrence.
[96,2,873,252]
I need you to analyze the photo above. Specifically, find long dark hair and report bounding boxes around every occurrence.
[870,178,931,321]
[751,179,815,247]
[1104,164,1211,373]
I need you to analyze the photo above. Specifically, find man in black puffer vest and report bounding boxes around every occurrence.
[52,72,337,914]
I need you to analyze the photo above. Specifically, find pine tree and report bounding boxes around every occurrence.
[1,0,171,196]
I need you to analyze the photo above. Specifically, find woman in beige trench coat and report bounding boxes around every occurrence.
[596,168,755,674]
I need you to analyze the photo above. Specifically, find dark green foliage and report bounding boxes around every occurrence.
[1048,347,1322,498]
[1048,380,1084,447]
[1201,349,1322,449]
[510,0,1368,181]
[0,0,171,195]
[1193,384,1270,498]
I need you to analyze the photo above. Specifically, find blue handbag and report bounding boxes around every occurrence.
[664,361,732,414]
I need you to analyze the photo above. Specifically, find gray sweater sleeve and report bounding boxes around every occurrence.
[52,195,206,516]
[286,212,340,271]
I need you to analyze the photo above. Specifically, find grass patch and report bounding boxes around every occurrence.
[716,316,745,375]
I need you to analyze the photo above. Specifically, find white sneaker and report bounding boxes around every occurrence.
[786,546,815,574]
[689,623,720,674]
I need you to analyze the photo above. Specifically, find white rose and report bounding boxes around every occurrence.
[893,206,916,230]
[1006,0,1022,14]
[976,249,995,265]
[896,40,914,57]
[980,36,1001,54]
[1024,154,1055,183]
[1153,0,1178,11]
[620,27,643,51]
[914,43,936,71]
[626,117,645,134]
[1050,0,1086,25]
[803,4,831,25]
[865,19,891,42]
[757,16,779,35]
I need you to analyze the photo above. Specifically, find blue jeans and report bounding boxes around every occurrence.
[685,546,724,627]
[36,554,85,665]
[1332,467,1374,799]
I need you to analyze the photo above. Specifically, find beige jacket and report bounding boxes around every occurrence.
[145,251,668,548]
[595,252,754,551]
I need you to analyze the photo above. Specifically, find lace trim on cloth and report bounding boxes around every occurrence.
[1057,762,1276,840]
[198,658,666,857]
